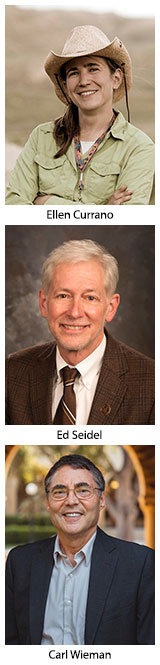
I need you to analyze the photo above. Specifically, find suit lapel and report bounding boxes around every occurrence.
[30,344,56,424]
[88,331,128,424]
[85,529,118,644]
[28,331,129,424]
[29,538,55,644]
[29,529,118,645]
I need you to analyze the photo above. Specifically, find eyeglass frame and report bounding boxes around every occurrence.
[46,482,104,501]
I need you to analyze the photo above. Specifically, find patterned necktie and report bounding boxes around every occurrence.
[53,366,79,425]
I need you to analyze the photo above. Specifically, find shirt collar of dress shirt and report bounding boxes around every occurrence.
[54,529,97,567]
[56,334,106,391]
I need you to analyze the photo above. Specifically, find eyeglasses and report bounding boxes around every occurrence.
[47,483,103,501]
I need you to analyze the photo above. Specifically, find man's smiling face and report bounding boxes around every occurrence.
[46,465,105,545]
[39,259,119,364]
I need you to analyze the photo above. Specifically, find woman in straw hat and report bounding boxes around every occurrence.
[6,25,154,205]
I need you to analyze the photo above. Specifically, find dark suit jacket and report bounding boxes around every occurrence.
[5,527,155,645]
[5,331,155,424]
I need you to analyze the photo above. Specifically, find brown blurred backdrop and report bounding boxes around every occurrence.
[5,225,155,358]
[5,6,154,182]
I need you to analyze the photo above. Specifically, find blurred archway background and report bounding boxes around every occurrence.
[5,445,155,551]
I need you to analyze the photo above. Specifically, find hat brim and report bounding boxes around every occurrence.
[44,37,132,104]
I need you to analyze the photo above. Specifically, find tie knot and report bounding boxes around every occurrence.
[61,366,79,386]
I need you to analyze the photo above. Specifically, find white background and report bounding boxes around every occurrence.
[1,1,159,663]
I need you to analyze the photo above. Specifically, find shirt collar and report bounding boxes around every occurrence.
[54,529,97,567]
[56,334,106,390]
[110,111,127,141]
[95,111,126,148]
[66,111,126,166]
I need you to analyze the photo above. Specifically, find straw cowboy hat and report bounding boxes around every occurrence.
[44,24,132,105]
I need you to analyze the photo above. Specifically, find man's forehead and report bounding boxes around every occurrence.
[47,261,107,300]
[51,259,105,281]
[51,465,94,484]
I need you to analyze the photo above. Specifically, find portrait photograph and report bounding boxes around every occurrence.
[5,224,155,425]
[5,443,155,645]
[5,2,155,205]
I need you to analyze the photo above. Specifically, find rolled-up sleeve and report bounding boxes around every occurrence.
[116,141,155,205]
[5,114,155,205]
[5,127,40,205]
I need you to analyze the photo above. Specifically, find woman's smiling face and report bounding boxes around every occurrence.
[64,55,121,112]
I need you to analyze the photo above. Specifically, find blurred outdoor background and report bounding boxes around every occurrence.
[5,445,155,555]
[5,4,154,183]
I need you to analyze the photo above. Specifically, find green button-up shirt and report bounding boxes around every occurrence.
[5,111,154,205]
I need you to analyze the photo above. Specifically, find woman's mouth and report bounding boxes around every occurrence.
[78,90,97,97]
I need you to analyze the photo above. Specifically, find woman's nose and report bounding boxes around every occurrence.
[79,68,90,86]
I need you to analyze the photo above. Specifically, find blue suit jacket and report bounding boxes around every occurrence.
[5,527,155,645]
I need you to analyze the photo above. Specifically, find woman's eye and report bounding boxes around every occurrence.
[67,70,78,77]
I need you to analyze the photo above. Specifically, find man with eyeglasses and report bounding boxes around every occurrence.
[5,454,155,645]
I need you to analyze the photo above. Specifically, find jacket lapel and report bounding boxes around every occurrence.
[29,529,118,645]
[85,528,118,644]
[28,331,129,424]
[30,343,56,424]
[88,331,128,424]
[29,538,55,644]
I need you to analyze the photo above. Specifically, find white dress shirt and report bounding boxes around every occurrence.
[41,531,97,645]
[52,335,106,424]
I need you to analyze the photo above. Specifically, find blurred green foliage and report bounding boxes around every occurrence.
[6,523,57,546]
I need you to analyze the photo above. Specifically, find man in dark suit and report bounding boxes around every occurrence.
[5,454,155,645]
[5,239,154,425]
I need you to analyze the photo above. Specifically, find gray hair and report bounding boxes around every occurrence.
[42,239,119,296]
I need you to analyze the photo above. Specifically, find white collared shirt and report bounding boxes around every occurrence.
[41,531,97,645]
[52,335,106,424]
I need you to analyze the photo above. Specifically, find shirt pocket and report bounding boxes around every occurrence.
[88,160,121,203]
[34,153,67,194]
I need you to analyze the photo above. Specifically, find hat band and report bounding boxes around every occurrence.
[120,63,130,122]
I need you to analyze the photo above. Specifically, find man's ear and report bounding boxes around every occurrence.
[39,288,48,319]
[105,293,120,323]
[46,496,50,512]
[100,492,106,511]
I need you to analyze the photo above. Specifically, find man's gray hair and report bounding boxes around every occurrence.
[42,239,119,296]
